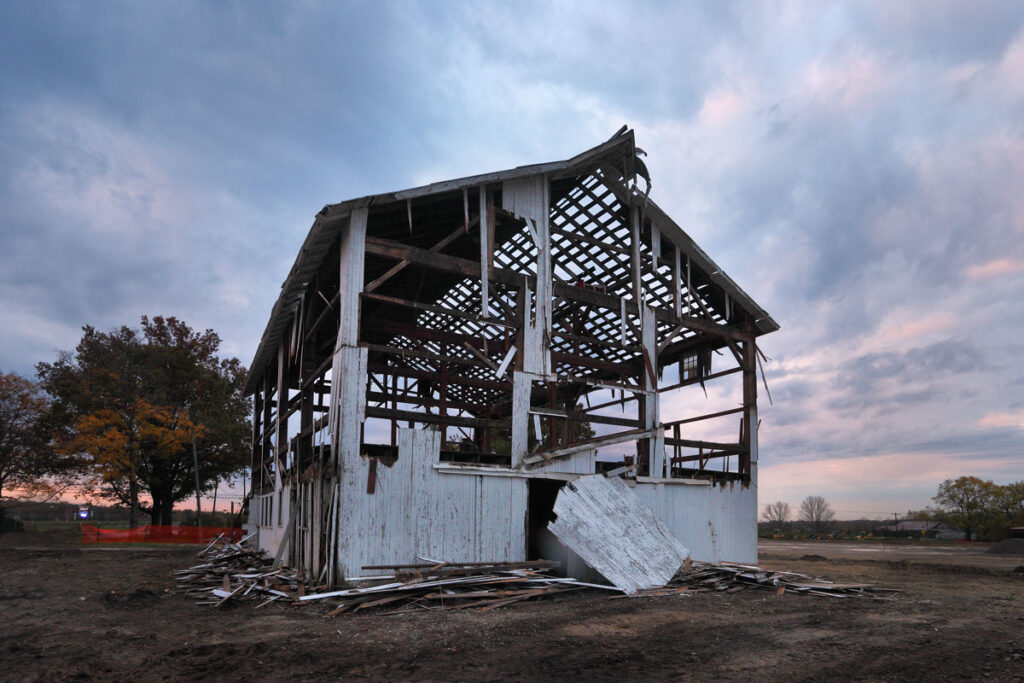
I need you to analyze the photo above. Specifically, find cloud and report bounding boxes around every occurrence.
[965,258,1024,281]
[978,411,1024,430]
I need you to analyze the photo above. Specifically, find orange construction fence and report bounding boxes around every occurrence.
[81,524,242,544]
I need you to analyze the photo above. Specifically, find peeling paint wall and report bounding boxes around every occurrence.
[633,471,757,564]
[335,428,528,579]
[255,490,291,564]
[256,431,757,578]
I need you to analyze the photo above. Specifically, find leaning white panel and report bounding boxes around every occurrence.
[548,475,689,594]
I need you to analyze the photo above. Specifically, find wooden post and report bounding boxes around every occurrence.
[251,391,262,496]
[479,185,489,316]
[742,334,758,477]
[673,245,682,317]
[275,340,289,474]
[511,371,531,467]
[630,204,642,302]
[330,207,369,584]
[640,308,662,477]
[262,374,273,493]
[439,339,448,446]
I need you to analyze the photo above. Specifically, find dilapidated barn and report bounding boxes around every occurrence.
[244,128,778,586]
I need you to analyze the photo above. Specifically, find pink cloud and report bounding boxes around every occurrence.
[964,258,1024,281]
[698,89,747,127]
[799,51,893,113]
[978,411,1024,429]
[878,313,957,343]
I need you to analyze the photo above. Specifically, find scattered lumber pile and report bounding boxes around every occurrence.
[174,537,616,613]
[175,538,895,612]
[298,560,618,615]
[174,533,310,608]
[648,559,898,599]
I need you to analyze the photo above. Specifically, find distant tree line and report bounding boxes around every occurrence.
[930,476,1024,541]
[1,316,251,532]
[8,500,237,526]
[760,476,1024,542]
[761,495,836,535]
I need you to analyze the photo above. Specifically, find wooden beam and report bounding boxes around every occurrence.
[630,204,642,301]
[522,427,659,466]
[370,319,491,350]
[552,281,747,341]
[529,406,640,429]
[367,362,510,392]
[364,220,474,294]
[551,350,633,376]
[365,406,509,429]
[657,366,743,393]
[670,451,742,463]
[662,406,744,427]
[479,185,489,315]
[361,291,519,328]
[364,343,491,371]
[663,437,747,453]
[365,237,527,290]
[365,390,486,415]
[552,227,632,257]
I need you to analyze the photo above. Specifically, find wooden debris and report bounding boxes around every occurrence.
[174,539,895,616]
[669,560,898,598]
[174,538,605,614]
[296,560,597,614]
[173,536,303,608]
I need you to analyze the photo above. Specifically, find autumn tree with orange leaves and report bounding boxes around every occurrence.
[38,317,249,527]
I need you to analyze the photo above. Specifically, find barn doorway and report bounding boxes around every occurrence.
[527,478,569,577]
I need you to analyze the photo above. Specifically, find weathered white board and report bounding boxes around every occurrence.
[548,475,689,594]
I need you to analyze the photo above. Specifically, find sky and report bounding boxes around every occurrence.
[1,2,1022,519]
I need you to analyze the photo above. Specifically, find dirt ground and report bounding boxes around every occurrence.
[2,531,1023,682]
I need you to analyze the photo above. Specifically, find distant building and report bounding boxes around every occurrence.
[880,520,964,540]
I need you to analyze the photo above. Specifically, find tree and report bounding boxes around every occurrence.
[0,372,82,531]
[37,316,250,527]
[799,495,835,535]
[993,481,1024,525]
[762,501,791,528]
[932,476,996,541]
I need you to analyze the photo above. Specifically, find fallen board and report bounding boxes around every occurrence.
[548,475,689,594]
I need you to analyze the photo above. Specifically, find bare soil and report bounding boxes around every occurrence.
[2,531,1023,681]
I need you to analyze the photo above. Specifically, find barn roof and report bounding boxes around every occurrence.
[244,128,778,395]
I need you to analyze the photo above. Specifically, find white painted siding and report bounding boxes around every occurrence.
[531,447,596,475]
[633,470,757,564]
[256,491,291,564]
[335,428,528,579]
